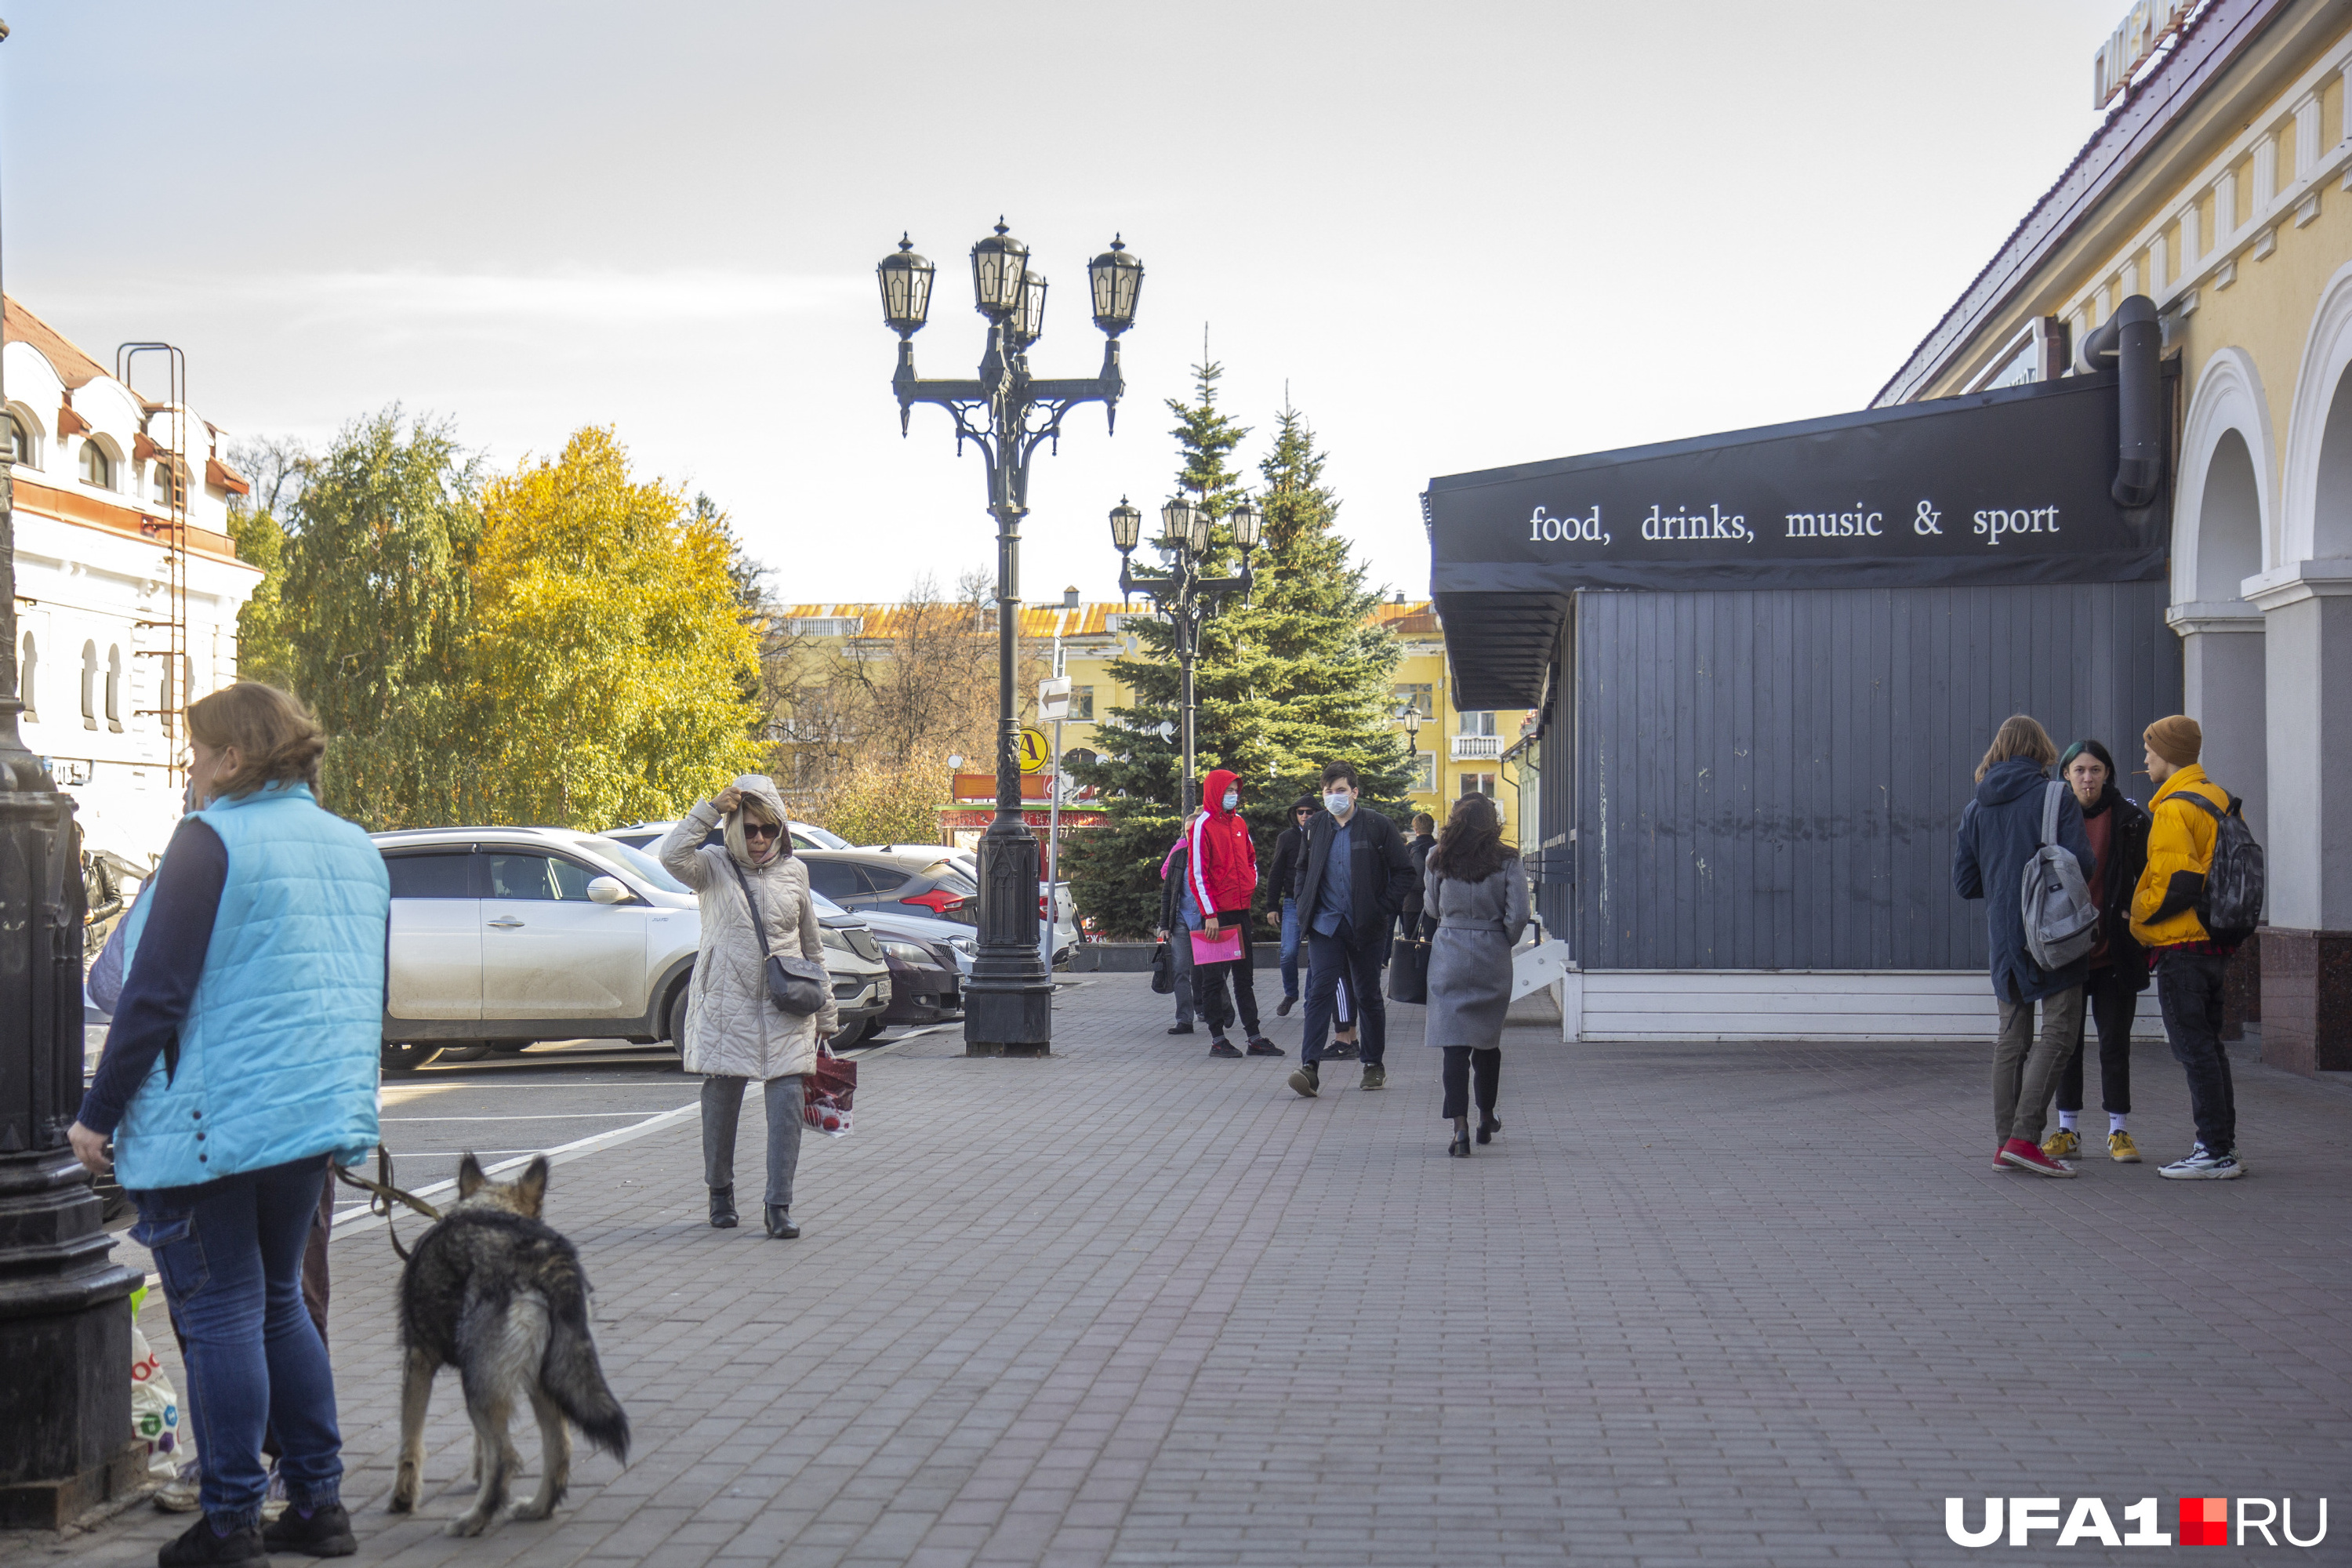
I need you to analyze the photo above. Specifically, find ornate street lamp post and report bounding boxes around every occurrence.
[0,15,146,1526]
[1396,701,1425,801]
[1109,494,1259,816]
[879,222,1142,1057]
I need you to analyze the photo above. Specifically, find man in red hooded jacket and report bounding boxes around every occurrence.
[1187,768,1280,1058]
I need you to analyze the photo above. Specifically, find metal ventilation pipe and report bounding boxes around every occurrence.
[2076,293,2163,509]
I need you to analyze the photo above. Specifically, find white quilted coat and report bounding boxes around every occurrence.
[659,787,839,1080]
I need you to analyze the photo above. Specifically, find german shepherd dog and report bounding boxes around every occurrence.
[389,1153,630,1535]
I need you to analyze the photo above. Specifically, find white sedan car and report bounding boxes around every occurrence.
[373,826,889,1071]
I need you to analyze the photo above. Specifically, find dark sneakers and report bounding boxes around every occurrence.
[1167,1022,1195,1035]
[1359,1064,1387,1091]
[1276,996,1296,1015]
[1244,1036,1283,1056]
[1209,1038,1244,1058]
[1287,1062,1319,1098]
[159,1517,269,1566]
[263,1501,357,1559]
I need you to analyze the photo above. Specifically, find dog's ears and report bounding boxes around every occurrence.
[514,1155,550,1217]
[457,1152,487,1200]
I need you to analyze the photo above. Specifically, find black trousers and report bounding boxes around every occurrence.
[1440,1047,1499,1120]
[1303,927,1387,1064]
[2156,949,2236,1155]
[2056,964,2138,1115]
[1196,909,1261,1037]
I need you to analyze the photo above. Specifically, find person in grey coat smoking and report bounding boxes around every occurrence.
[1421,793,1530,1157]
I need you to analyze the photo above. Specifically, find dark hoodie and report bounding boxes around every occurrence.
[1264,795,1318,906]
[1954,756,2097,1004]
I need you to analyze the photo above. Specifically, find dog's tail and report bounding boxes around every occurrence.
[541,1256,630,1464]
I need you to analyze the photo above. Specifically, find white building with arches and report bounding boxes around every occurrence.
[5,295,260,869]
[1878,0,2352,1073]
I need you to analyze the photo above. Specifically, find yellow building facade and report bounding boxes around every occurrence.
[1877,0,2352,1070]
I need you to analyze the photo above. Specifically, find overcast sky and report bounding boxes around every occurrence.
[2,1,2134,604]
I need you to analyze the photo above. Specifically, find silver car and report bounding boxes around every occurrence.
[373,826,889,1071]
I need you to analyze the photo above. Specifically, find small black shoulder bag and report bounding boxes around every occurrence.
[727,858,830,1016]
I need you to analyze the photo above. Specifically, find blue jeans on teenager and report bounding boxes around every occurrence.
[1278,898,1301,1000]
[130,1155,344,1527]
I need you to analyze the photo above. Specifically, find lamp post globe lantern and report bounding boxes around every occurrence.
[969,220,1029,318]
[1012,269,1048,348]
[1184,506,1213,557]
[1108,497,1142,554]
[1228,497,1261,553]
[1160,496,1196,552]
[1087,235,1143,337]
[876,234,935,337]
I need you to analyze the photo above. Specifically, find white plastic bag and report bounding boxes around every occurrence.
[130,1287,195,1479]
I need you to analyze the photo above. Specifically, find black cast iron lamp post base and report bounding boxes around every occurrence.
[0,12,149,1526]
[880,223,1142,1056]
[1109,495,1258,817]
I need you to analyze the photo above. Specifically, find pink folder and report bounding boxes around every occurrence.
[1189,926,1243,966]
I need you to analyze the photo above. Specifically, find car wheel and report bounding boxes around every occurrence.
[381,1041,444,1073]
[437,1044,492,1062]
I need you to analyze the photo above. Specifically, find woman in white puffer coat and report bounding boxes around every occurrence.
[659,775,838,1238]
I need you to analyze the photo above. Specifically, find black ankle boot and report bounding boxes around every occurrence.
[765,1204,800,1239]
[710,1185,738,1229]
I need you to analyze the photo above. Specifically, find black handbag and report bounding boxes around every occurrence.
[1388,937,1430,1004]
[728,858,829,1016]
[1149,941,1174,995]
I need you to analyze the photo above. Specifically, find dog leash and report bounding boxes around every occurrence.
[332,1145,442,1261]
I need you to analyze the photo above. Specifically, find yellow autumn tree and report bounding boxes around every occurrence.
[470,426,761,827]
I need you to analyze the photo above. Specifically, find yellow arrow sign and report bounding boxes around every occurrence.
[1018,727,1051,775]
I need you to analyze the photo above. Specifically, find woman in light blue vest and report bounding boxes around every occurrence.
[68,684,387,1568]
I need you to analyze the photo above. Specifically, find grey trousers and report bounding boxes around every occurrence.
[702,1073,804,1210]
[1993,985,2085,1146]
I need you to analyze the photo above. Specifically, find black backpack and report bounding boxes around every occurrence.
[2176,791,2264,939]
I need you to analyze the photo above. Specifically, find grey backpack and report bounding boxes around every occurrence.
[2176,790,2265,939]
[2022,781,2101,971]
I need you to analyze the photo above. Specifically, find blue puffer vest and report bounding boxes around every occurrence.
[114,782,389,1192]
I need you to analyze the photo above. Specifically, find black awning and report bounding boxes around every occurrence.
[1422,372,2167,707]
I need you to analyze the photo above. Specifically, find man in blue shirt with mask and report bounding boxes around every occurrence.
[1287,761,1417,1098]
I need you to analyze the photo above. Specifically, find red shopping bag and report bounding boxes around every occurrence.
[1189,925,1243,965]
[804,1047,858,1138]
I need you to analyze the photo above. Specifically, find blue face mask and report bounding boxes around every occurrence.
[1221,790,1239,811]
[1323,791,1352,815]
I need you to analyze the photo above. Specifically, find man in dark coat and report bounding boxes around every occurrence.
[1287,762,1417,1098]
[1401,812,1436,941]
[1954,715,2096,1176]
[1261,796,1318,1014]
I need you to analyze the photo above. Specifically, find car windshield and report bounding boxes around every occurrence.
[793,822,852,850]
[581,837,693,895]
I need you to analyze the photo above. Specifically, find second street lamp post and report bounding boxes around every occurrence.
[1109,494,1259,816]
[879,221,1142,1057]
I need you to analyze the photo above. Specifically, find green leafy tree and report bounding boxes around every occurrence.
[282,408,488,827]
[469,426,761,827]
[1065,356,1272,938]
[223,506,295,690]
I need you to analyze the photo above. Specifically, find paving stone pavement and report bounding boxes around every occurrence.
[19,973,2352,1567]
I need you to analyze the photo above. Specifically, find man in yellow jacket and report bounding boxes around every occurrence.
[2129,714,2246,1180]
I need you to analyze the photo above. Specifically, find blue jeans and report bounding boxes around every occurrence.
[1278,898,1301,1000]
[1301,927,1387,1065]
[131,1156,343,1527]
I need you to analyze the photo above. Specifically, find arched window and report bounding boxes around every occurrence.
[18,632,35,723]
[151,458,183,509]
[81,441,113,491]
[1,412,23,466]
[81,641,99,730]
[105,644,123,732]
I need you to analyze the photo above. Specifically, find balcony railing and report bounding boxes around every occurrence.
[1450,734,1502,760]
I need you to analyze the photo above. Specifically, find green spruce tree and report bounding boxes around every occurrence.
[1065,354,1266,938]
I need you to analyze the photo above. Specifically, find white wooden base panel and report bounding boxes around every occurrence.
[1552,970,2172,1043]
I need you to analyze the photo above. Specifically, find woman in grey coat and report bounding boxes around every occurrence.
[1422,793,1530,1156]
[659,775,839,1237]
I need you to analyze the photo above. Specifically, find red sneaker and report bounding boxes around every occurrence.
[1998,1137,2078,1178]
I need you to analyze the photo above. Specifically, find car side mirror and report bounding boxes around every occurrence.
[586,876,631,906]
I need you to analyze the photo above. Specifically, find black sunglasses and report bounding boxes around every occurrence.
[742,821,782,840]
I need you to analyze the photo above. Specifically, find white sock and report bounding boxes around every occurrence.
[2059,1111,2078,1131]
[2110,1114,2128,1134]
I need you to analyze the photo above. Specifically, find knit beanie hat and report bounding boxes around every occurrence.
[2143,715,2202,768]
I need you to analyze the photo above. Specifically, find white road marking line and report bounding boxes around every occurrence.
[381,1112,666,1122]
[332,1102,699,1232]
